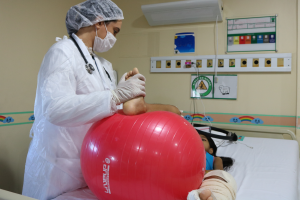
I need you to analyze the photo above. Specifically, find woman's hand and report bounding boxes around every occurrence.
[113,72,146,105]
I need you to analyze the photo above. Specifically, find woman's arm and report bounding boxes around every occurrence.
[42,69,115,127]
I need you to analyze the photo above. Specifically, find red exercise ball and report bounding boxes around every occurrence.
[81,111,205,200]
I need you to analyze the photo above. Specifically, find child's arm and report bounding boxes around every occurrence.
[205,157,224,174]
[213,157,223,170]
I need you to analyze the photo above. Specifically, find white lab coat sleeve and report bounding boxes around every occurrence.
[41,56,115,127]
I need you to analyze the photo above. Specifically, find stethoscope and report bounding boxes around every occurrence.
[69,35,112,82]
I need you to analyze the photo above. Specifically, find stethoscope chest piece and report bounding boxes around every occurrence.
[70,35,96,75]
[85,63,95,74]
[70,34,112,80]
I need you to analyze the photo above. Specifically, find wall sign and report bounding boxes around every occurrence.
[191,75,238,100]
[227,16,277,52]
[174,32,195,54]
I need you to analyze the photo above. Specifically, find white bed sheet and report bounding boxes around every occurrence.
[53,137,299,200]
[216,137,299,200]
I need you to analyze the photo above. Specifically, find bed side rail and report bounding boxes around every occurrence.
[192,123,297,141]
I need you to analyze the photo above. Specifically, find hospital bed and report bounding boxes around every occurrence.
[53,125,300,200]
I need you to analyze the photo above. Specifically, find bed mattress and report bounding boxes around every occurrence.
[54,137,299,200]
[216,137,299,200]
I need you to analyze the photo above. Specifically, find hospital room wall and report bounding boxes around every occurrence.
[0,0,83,194]
[297,0,300,144]
[0,0,298,196]
[101,0,299,138]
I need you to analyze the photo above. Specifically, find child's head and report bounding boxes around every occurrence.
[200,134,217,156]
[199,133,234,171]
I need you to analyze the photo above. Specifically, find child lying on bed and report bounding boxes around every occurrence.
[200,133,234,172]
[187,133,237,200]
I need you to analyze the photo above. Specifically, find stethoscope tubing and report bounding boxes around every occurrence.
[70,35,95,74]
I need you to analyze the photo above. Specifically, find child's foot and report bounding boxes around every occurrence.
[123,68,147,116]
[187,189,214,200]
[199,190,214,200]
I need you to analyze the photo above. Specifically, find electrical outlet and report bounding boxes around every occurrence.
[265,58,271,67]
[241,59,247,67]
[218,59,224,67]
[229,59,235,67]
[186,60,192,68]
[207,59,213,68]
[166,60,171,68]
[156,61,161,68]
[196,60,202,68]
[253,59,259,67]
[176,60,181,68]
[277,58,284,67]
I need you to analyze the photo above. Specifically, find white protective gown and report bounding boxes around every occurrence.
[23,34,119,200]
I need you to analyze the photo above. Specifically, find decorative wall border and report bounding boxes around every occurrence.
[297,117,300,129]
[183,111,296,128]
[0,111,34,127]
[0,111,298,129]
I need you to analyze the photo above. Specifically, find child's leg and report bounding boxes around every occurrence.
[145,103,181,115]
[123,68,181,116]
[188,170,237,200]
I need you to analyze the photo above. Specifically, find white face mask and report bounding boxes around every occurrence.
[93,23,117,53]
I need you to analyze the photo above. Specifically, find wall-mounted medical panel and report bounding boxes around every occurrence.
[150,53,291,73]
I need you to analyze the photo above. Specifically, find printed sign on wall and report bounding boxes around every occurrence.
[214,76,238,99]
[227,16,276,52]
[191,75,214,98]
[174,32,195,54]
[191,75,237,100]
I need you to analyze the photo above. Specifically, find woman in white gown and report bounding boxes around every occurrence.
[22,0,146,199]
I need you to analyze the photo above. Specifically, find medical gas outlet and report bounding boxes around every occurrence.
[253,59,259,67]
[151,53,292,72]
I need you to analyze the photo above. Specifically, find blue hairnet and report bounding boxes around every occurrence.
[66,0,124,35]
